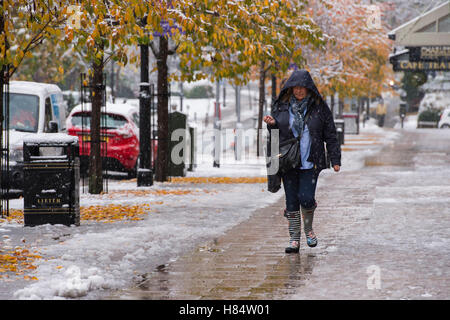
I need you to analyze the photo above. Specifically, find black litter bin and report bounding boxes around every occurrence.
[23,135,80,227]
[168,111,187,177]
[334,119,345,145]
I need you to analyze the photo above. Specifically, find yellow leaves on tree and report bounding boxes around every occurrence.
[305,0,393,99]
[1,0,71,79]
[172,0,323,85]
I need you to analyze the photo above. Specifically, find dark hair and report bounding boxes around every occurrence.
[281,87,312,102]
[281,87,293,102]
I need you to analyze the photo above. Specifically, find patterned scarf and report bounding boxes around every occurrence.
[290,93,311,139]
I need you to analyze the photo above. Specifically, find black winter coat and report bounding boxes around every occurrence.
[267,69,341,193]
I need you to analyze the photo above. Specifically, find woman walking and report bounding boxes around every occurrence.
[264,69,341,253]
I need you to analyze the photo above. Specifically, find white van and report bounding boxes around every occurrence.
[438,107,450,128]
[2,81,67,191]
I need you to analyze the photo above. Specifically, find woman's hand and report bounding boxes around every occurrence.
[333,165,340,172]
[263,115,276,126]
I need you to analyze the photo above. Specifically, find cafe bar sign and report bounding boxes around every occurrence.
[420,47,450,59]
[409,46,450,61]
[391,46,450,71]
[395,60,450,71]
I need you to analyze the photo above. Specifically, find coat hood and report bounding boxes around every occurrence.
[275,69,324,106]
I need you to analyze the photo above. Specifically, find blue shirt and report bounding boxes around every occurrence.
[288,106,314,170]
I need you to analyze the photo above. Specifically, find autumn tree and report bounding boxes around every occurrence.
[126,1,287,179]
[164,0,324,160]
[12,34,83,85]
[117,1,181,183]
[304,0,393,116]
[1,0,67,121]
[0,1,72,78]
[60,1,131,194]
[219,0,325,156]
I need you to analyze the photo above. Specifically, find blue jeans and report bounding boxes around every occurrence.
[281,168,318,212]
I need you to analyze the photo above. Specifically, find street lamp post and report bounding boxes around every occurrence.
[137,43,153,186]
[213,79,221,168]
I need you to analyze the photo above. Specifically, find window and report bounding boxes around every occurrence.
[44,97,53,132]
[4,93,39,132]
[71,112,127,129]
[417,21,436,33]
[438,14,450,32]
[70,112,91,128]
[102,113,128,129]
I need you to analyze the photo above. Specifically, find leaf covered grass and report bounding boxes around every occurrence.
[168,177,268,184]
[0,245,42,281]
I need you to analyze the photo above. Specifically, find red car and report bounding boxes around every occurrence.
[66,102,141,178]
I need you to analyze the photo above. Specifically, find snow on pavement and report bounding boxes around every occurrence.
[288,128,450,300]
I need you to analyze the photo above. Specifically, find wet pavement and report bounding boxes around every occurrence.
[110,128,450,300]
[112,200,315,300]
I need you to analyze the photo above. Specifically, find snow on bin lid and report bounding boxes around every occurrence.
[23,133,79,145]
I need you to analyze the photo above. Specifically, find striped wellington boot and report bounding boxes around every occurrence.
[284,210,301,253]
[301,201,318,248]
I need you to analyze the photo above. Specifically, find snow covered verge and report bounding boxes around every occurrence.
[0,118,400,300]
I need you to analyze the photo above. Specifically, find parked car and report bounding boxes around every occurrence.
[2,81,67,191]
[417,108,441,128]
[66,102,141,177]
[438,107,450,128]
